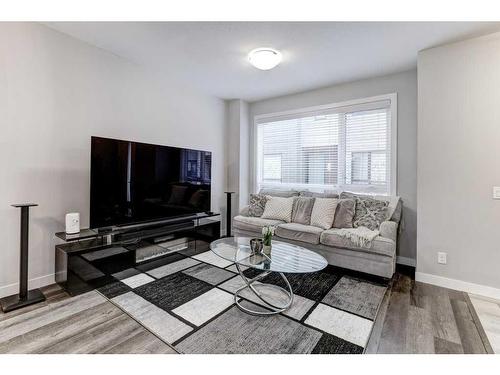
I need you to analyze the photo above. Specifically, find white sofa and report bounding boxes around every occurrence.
[232,189,401,278]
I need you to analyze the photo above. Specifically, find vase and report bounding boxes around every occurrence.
[263,244,272,255]
[250,238,263,254]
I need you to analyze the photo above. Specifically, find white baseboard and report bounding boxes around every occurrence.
[415,272,500,300]
[396,256,416,267]
[0,273,55,298]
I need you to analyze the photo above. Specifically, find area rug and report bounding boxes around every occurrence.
[95,245,389,354]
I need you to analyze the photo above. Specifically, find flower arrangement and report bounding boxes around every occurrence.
[262,226,275,255]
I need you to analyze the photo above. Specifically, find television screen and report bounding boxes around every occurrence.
[90,136,211,228]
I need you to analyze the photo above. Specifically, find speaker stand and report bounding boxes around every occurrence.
[0,204,46,313]
[224,192,235,237]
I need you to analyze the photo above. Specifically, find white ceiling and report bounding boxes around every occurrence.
[46,22,500,102]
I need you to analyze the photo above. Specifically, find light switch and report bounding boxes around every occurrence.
[494,186,500,200]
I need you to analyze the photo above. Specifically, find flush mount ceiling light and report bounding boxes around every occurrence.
[248,48,282,70]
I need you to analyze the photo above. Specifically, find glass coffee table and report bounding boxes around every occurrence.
[210,237,328,316]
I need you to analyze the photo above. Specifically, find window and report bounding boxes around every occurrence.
[351,151,386,185]
[255,95,396,195]
[262,154,282,182]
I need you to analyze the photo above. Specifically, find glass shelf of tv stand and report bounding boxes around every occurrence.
[55,228,99,242]
[55,212,221,243]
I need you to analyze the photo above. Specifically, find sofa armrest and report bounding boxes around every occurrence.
[239,205,250,217]
[389,197,402,223]
[379,220,397,243]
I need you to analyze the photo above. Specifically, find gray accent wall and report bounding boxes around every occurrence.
[417,32,500,289]
[0,23,227,297]
[249,70,418,263]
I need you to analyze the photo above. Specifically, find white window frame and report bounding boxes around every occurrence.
[252,93,398,196]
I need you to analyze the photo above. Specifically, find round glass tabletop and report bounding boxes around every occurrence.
[210,236,328,274]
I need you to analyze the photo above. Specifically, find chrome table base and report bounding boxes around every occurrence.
[234,263,294,316]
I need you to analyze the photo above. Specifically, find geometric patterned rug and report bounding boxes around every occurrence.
[97,246,389,354]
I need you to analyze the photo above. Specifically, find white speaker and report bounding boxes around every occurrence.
[65,212,80,234]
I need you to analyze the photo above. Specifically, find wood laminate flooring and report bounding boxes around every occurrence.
[0,284,177,354]
[366,273,494,354]
[468,294,500,353]
[0,273,496,354]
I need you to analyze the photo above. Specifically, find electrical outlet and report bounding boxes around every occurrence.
[493,186,500,199]
[437,252,447,265]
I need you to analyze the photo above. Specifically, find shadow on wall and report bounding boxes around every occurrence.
[398,204,417,264]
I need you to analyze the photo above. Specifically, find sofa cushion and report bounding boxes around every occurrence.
[259,188,300,198]
[261,196,294,222]
[320,228,395,257]
[291,197,315,225]
[275,223,324,245]
[233,215,285,233]
[248,194,267,217]
[310,198,338,230]
[299,191,339,198]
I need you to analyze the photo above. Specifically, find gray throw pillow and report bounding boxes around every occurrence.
[248,194,268,217]
[291,197,315,225]
[340,192,388,231]
[333,198,356,228]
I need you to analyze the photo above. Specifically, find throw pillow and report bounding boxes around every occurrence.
[333,198,356,228]
[291,197,315,225]
[310,198,338,230]
[261,196,294,222]
[248,194,268,217]
[340,192,389,231]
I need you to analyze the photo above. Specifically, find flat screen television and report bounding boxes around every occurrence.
[90,136,212,229]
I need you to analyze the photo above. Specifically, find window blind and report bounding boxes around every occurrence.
[255,98,393,195]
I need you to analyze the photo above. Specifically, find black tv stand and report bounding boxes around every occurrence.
[55,213,221,296]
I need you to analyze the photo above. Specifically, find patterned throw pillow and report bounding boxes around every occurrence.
[310,198,339,230]
[261,196,294,223]
[248,194,268,217]
[340,192,389,231]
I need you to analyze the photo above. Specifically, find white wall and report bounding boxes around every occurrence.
[417,32,500,292]
[226,99,250,214]
[249,70,418,263]
[0,23,227,297]
[239,101,250,208]
[227,100,241,203]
